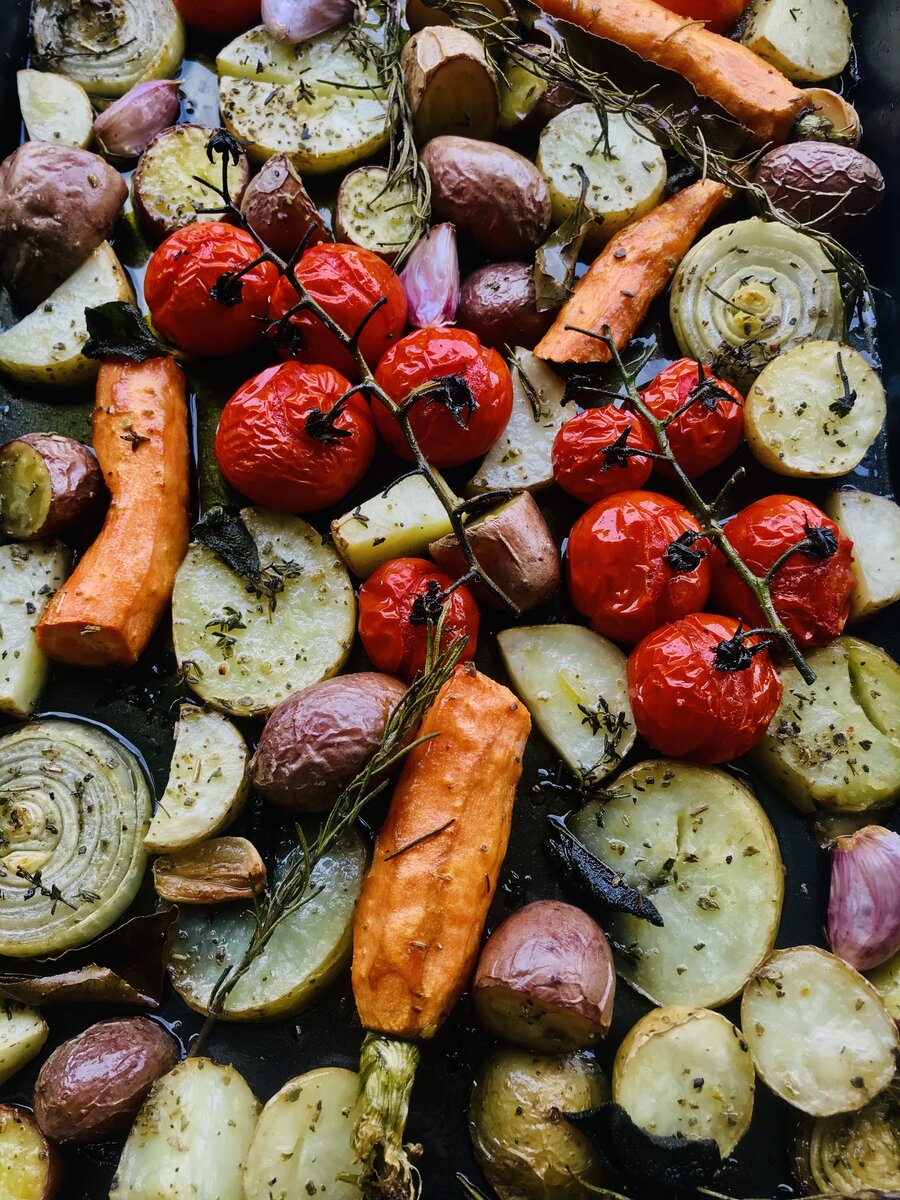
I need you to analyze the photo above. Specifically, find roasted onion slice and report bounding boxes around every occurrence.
[793,1087,900,1196]
[0,719,152,958]
[32,0,185,100]
[669,218,843,390]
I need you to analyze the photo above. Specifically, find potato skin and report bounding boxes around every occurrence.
[421,137,551,258]
[755,143,884,239]
[473,900,615,1049]
[0,433,106,540]
[33,1018,178,1144]
[251,672,407,813]
[240,154,328,259]
[0,143,127,308]
[0,1104,63,1199]
[457,262,555,350]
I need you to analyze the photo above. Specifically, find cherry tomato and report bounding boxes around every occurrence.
[214,361,375,513]
[567,490,712,645]
[144,222,278,357]
[640,359,744,479]
[552,407,655,504]
[268,243,407,379]
[358,558,479,681]
[173,0,260,34]
[628,612,783,764]
[372,328,513,468]
[710,495,856,648]
[654,0,750,34]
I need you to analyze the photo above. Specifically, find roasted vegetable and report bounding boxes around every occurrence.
[0,434,104,541]
[335,167,419,263]
[473,901,615,1050]
[251,673,407,813]
[402,26,499,143]
[16,70,93,149]
[826,489,900,622]
[92,80,182,158]
[469,1048,610,1200]
[741,0,852,83]
[498,44,576,132]
[0,1106,62,1200]
[793,1087,900,1197]
[34,1018,178,1143]
[457,263,554,350]
[755,143,884,238]
[741,946,899,1116]
[37,357,190,667]
[0,718,152,957]
[799,86,862,145]
[866,953,900,1023]
[0,542,70,720]
[828,826,900,972]
[239,153,328,258]
[152,837,266,904]
[0,1002,48,1087]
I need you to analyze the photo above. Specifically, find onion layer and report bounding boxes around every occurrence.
[794,1087,900,1196]
[32,0,185,100]
[669,218,842,390]
[0,720,151,958]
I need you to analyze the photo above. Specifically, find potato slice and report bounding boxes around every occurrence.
[745,342,885,478]
[537,105,666,245]
[742,0,852,82]
[335,167,419,262]
[16,70,93,149]
[216,24,384,94]
[144,706,249,854]
[825,489,900,622]
[0,1002,49,1088]
[613,1007,754,1156]
[0,1105,61,1200]
[402,26,499,143]
[741,947,899,1116]
[331,470,457,578]
[751,636,900,813]
[0,542,70,720]
[110,1059,259,1200]
[243,1068,363,1200]
[169,833,366,1019]
[498,624,634,784]
[0,243,133,388]
[172,508,355,717]
[865,952,900,1022]
[466,349,569,495]
[570,760,784,1008]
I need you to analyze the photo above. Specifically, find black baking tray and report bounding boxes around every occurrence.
[0,4,898,1199]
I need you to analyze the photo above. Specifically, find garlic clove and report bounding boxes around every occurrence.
[93,80,182,159]
[152,837,267,904]
[261,0,357,44]
[400,223,460,329]
[828,824,900,972]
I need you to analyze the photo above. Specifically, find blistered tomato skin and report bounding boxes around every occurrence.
[552,407,655,504]
[628,613,783,764]
[566,490,712,646]
[358,558,479,681]
[173,0,260,33]
[372,328,513,468]
[214,361,375,513]
[640,359,744,479]
[711,495,856,648]
[268,243,407,379]
[654,0,750,33]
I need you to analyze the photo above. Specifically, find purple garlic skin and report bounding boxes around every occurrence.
[828,824,900,972]
[400,223,460,329]
[261,0,356,43]
[93,81,182,158]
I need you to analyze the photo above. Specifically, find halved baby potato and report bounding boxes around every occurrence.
[825,489,900,622]
[335,166,420,262]
[0,1105,61,1200]
[216,24,384,94]
[401,26,500,143]
[0,434,104,541]
[16,70,93,149]
[865,952,900,1022]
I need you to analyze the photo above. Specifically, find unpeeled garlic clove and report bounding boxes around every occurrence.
[400,223,460,329]
[828,824,900,972]
[93,80,181,158]
[261,0,357,44]
[152,837,266,904]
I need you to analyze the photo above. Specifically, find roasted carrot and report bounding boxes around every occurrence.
[36,357,190,668]
[535,178,731,366]
[535,0,808,145]
[351,662,531,1197]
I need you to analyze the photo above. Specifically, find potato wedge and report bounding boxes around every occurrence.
[570,760,784,1009]
[0,1106,61,1200]
[335,167,419,262]
[865,952,900,1023]
[498,624,634,783]
[741,947,899,1116]
[16,70,93,149]
[331,470,457,578]
[144,706,249,854]
[110,1059,259,1200]
[0,242,133,388]
[825,489,900,622]
[0,1002,49,1087]
[613,1007,754,1156]
[169,832,366,1019]
[751,636,900,813]
[466,349,569,495]
[243,1068,363,1200]
[172,508,355,717]
[0,541,70,720]
[745,342,886,477]
[0,434,104,541]
[742,0,852,82]
[402,26,499,143]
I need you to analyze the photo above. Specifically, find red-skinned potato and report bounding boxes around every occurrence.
[457,263,556,350]
[0,434,105,541]
[473,900,616,1049]
[0,1105,62,1200]
[755,143,884,239]
[251,672,407,813]
[239,154,329,260]
[429,492,560,611]
[33,1018,179,1144]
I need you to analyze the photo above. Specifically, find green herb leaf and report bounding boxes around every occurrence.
[83,301,167,363]
[533,164,593,311]
[547,816,663,927]
[193,506,261,585]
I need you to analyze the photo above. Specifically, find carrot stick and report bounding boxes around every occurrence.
[535,178,732,365]
[36,357,190,668]
[535,0,808,145]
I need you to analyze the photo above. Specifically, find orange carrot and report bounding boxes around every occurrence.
[535,0,808,145]
[36,357,190,668]
[535,178,731,365]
